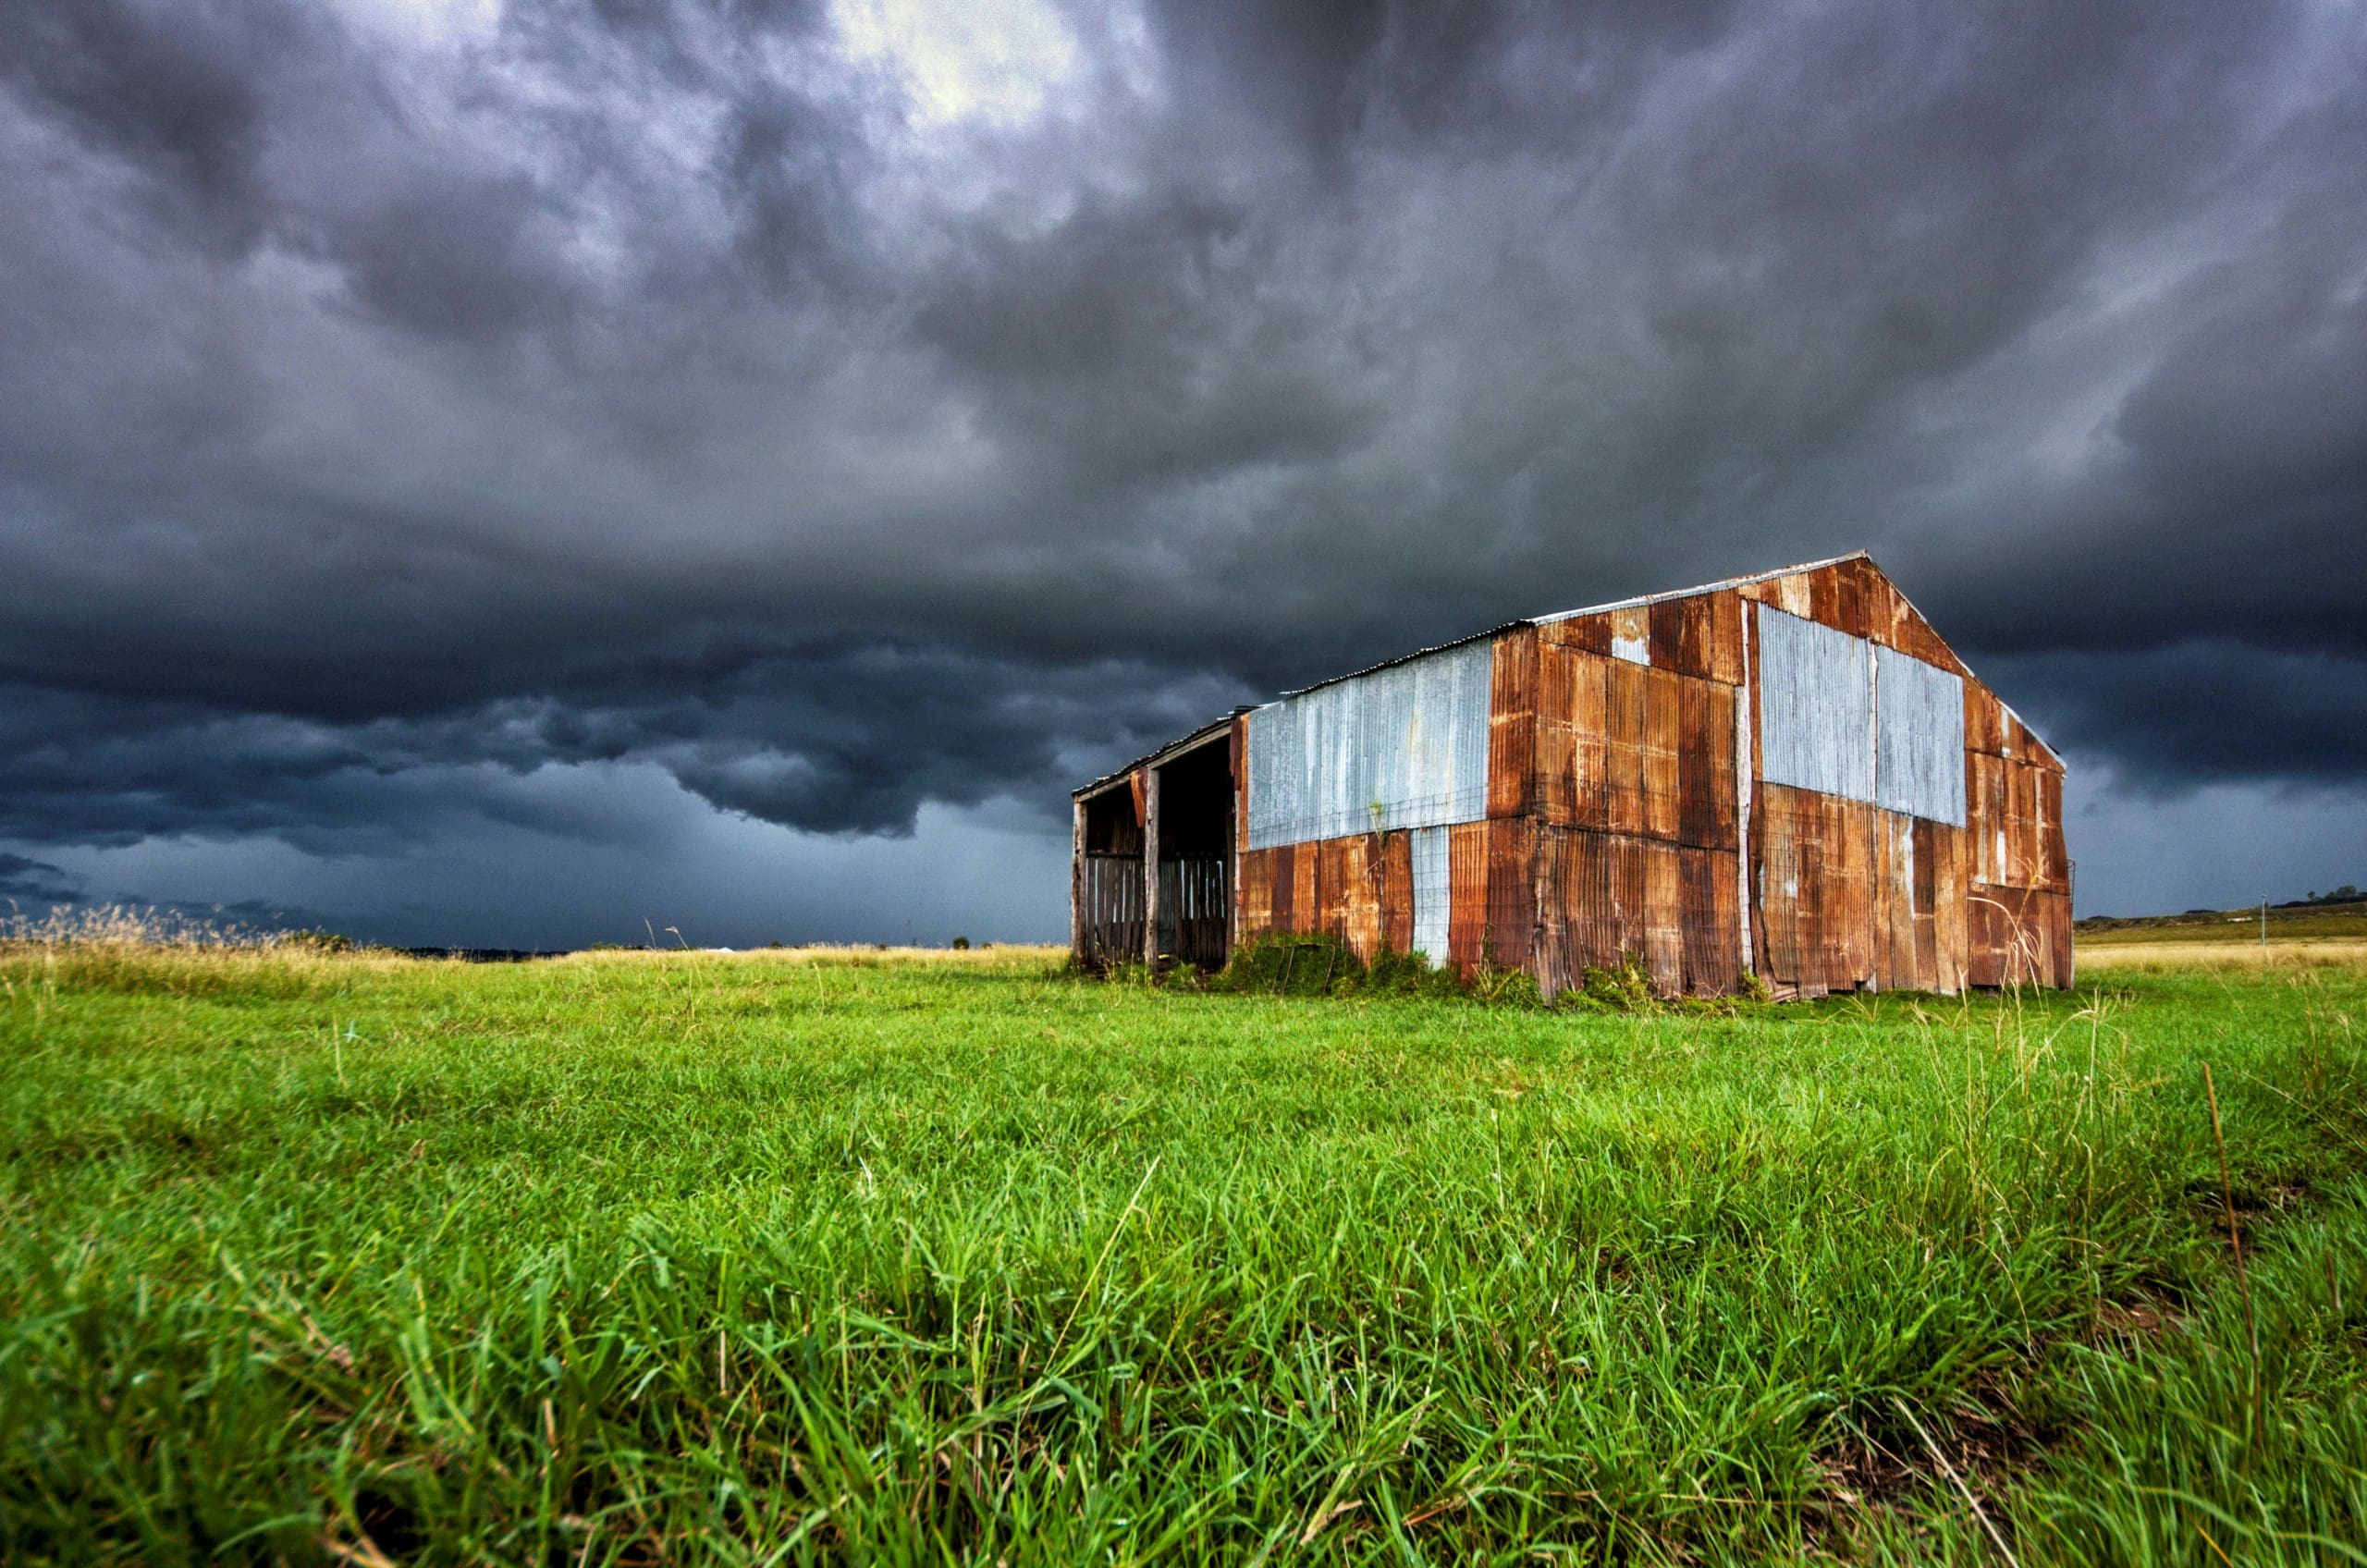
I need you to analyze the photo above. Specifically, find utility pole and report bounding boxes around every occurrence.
[2261,895,2268,948]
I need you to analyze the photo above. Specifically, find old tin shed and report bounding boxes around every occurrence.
[1071,552,2071,997]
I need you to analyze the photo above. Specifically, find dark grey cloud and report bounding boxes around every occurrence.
[1,0,2362,936]
[0,852,85,908]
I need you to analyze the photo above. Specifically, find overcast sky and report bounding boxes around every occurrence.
[4,0,2363,948]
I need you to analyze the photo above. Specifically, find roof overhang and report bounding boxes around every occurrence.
[1071,713,1241,802]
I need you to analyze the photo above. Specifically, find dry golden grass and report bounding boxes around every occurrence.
[553,942,1065,968]
[2075,937,2367,973]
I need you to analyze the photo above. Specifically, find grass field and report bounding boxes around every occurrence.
[4,938,2364,1565]
[2076,900,2367,949]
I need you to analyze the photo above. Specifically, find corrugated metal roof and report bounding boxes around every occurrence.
[1279,551,1873,701]
[1071,549,2062,792]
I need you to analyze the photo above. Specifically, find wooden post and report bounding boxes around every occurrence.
[1070,796,1085,964]
[1142,765,1161,967]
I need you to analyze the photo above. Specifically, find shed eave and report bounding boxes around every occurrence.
[1070,713,1242,802]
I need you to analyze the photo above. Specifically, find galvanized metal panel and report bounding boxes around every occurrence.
[1245,638,1494,850]
[1874,646,1966,826]
[1410,824,1450,964]
[1758,606,1875,804]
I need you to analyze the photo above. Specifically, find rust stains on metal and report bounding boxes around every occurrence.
[1073,552,2070,994]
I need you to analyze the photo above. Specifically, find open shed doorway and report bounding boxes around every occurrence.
[1075,787,1146,967]
[1152,737,1233,970]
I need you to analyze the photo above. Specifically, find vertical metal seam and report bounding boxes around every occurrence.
[1735,603,1753,985]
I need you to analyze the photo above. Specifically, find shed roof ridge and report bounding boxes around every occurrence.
[1269,549,1872,703]
[1530,549,1870,623]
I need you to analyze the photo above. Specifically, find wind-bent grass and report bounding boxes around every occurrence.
[3,943,2362,1564]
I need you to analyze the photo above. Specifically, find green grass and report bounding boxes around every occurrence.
[3,942,2364,1565]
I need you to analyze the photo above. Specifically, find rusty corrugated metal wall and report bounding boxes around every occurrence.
[1107,552,2068,995]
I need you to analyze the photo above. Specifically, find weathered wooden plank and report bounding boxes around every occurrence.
[1142,765,1160,965]
[1071,796,1085,962]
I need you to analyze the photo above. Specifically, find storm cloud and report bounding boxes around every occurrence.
[3,0,2362,942]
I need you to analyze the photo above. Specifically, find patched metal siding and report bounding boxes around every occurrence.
[1409,825,1450,962]
[1759,606,1874,803]
[1874,647,1966,825]
[1245,639,1493,850]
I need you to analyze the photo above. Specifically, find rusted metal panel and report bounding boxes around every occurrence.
[1380,829,1414,953]
[1676,676,1738,851]
[1244,637,1493,850]
[1599,661,1686,840]
[1873,808,1919,991]
[1539,649,1733,848]
[1292,840,1318,929]
[1535,830,1735,998]
[1639,835,1683,990]
[1537,643,1611,828]
[1539,828,1641,990]
[1964,681,2009,757]
[1604,656,1652,836]
[1676,841,1740,996]
[1968,882,2072,989]
[1648,596,1696,679]
[2035,768,2067,891]
[1919,817,1969,989]
[1410,823,1450,964]
[1235,848,1273,943]
[1809,558,1875,639]
[1649,589,1746,685]
[1741,570,1813,617]
[1268,839,1296,933]
[1755,783,1875,992]
[1641,665,1684,842]
[1446,820,1491,972]
[1487,817,1536,973]
[1337,834,1382,962]
[1968,752,2007,885]
[1759,606,1876,804]
[2007,711,2063,773]
[1542,612,1612,655]
[1874,646,1967,825]
[1967,753,2067,894]
[1608,605,1651,666]
[1488,628,1538,818]
[1862,570,1966,676]
[1314,838,1344,937]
